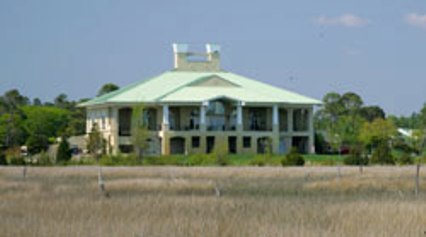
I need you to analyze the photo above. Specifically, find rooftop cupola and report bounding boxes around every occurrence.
[173,43,221,72]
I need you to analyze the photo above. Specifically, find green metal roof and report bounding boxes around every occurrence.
[80,71,321,107]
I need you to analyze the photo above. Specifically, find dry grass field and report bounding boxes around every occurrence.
[1,166,426,237]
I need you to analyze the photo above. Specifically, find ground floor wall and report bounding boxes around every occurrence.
[110,130,314,156]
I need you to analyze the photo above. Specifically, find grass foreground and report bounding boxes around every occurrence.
[1,166,426,236]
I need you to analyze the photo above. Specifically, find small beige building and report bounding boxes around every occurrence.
[80,44,321,156]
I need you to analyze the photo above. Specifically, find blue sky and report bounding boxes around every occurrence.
[0,0,425,115]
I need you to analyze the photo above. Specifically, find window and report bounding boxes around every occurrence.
[119,145,134,154]
[243,136,251,148]
[192,136,200,148]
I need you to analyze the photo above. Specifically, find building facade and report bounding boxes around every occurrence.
[80,44,321,156]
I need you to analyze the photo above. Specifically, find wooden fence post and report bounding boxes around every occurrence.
[22,165,27,179]
[415,164,420,196]
[98,166,110,198]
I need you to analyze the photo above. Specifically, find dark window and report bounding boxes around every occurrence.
[228,136,237,154]
[243,136,251,148]
[206,136,215,153]
[192,136,200,148]
[119,145,134,153]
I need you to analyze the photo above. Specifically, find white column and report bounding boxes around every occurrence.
[200,102,207,132]
[111,107,119,155]
[162,105,169,125]
[308,107,315,153]
[200,105,206,125]
[237,102,243,126]
[272,105,279,126]
[162,105,169,131]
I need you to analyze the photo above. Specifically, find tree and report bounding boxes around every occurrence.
[359,118,397,164]
[421,103,426,129]
[322,92,344,124]
[359,118,397,147]
[1,89,29,112]
[360,106,386,122]
[22,106,70,139]
[131,104,149,161]
[388,113,422,129]
[32,98,42,106]
[65,99,88,136]
[26,134,49,154]
[54,93,72,110]
[87,123,104,160]
[212,136,229,166]
[340,92,363,115]
[57,136,71,163]
[97,83,119,97]
[0,113,26,148]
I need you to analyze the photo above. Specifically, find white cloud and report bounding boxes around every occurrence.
[405,13,426,29]
[316,14,370,27]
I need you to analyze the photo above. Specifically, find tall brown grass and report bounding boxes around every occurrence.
[1,166,425,237]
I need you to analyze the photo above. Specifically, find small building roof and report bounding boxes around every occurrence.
[80,71,321,107]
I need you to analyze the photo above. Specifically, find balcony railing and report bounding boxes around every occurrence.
[207,125,236,131]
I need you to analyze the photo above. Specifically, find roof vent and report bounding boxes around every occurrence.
[173,43,221,72]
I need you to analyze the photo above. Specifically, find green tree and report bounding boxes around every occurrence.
[388,113,422,129]
[359,118,397,164]
[131,104,149,161]
[57,136,71,163]
[97,83,120,97]
[359,118,397,147]
[22,106,70,139]
[26,134,49,154]
[0,113,26,148]
[281,147,305,166]
[315,91,366,155]
[65,98,88,136]
[87,123,104,160]
[421,103,426,129]
[212,136,229,166]
[32,98,42,106]
[54,93,72,110]
[360,106,386,122]
[341,92,363,115]
[1,89,29,112]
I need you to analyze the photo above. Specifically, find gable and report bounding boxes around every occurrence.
[189,75,240,87]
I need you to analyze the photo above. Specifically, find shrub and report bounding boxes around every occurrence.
[344,144,368,166]
[56,136,72,163]
[100,154,141,166]
[67,156,97,165]
[396,152,414,165]
[185,154,215,166]
[281,147,305,166]
[0,152,6,165]
[370,141,394,165]
[343,155,368,166]
[5,148,25,165]
[212,139,229,166]
[26,134,49,155]
[38,151,53,166]
[249,155,266,166]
